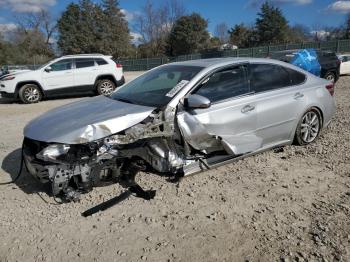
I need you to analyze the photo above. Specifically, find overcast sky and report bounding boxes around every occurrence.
[0,0,349,35]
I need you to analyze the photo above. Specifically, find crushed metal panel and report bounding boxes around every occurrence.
[177,111,263,155]
[177,112,222,153]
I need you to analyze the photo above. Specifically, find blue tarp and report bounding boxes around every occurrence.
[290,49,321,77]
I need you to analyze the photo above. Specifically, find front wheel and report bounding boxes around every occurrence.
[294,108,322,145]
[96,79,116,96]
[18,84,42,104]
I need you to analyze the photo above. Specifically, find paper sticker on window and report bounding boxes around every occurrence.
[166,80,189,97]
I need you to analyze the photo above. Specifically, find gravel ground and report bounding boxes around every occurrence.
[0,73,349,262]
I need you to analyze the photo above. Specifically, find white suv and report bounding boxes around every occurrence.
[0,54,125,103]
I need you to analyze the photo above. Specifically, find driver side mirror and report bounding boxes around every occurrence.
[44,66,52,73]
[184,94,211,109]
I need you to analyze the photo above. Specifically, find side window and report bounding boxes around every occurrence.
[250,63,290,93]
[75,58,95,69]
[194,66,249,103]
[95,58,108,65]
[284,67,306,85]
[50,59,72,71]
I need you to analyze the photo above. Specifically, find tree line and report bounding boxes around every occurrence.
[0,0,349,65]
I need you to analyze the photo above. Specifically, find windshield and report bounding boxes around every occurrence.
[111,65,203,107]
[37,60,54,70]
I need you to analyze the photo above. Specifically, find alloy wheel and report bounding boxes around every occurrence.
[300,111,320,143]
[99,81,114,96]
[24,86,40,102]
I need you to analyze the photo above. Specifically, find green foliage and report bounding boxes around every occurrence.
[255,1,289,44]
[228,24,256,48]
[167,13,210,56]
[57,0,131,57]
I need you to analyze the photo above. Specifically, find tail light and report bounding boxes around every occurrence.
[336,60,341,65]
[116,63,123,68]
[325,83,334,96]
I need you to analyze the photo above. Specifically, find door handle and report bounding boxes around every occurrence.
[65,72,72,74]
[294,92,304,99]
[241,105,255,113]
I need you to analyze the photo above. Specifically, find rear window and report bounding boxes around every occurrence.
[250,64,291,93]
[284,67,306,85]
[95,58,108,65]
[317,51,339,63]
[75,58,95,69]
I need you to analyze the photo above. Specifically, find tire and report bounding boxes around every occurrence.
[294,108,322,145]
[96,79,116,96]
[18,84,42,104]
[324,71,336,83]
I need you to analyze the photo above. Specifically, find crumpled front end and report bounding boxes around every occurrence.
[23,107,188,201]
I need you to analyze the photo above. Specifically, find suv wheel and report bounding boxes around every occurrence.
[19,84,42,104]
[294,108,322,145]
[324,71,336,83]
[96,79,115,96]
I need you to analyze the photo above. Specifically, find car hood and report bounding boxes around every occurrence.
[24,96,155,144]
[9,69,32,74]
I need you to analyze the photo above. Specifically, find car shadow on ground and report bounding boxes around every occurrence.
[1,148,51,195]
[0,97,17,104]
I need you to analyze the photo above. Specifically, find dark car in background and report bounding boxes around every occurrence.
[270,49,340,83]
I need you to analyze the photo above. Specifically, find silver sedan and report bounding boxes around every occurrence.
[23,58,335,201]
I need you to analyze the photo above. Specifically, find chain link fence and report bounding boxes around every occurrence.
[3,39,350,72]
[120,40,350,71]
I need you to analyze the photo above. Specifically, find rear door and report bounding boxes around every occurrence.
[178,64,262,155]
[41,59,74,91]
[73,58,98,89]
[249,63,306,147]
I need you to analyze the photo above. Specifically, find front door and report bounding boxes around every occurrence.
[177,65,261,155]
[41,59,74,91]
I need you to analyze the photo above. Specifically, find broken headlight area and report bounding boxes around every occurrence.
[36,144,70,162]
[22,133,188,202]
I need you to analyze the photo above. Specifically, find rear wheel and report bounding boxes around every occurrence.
[324,71,336,83]
[18,84,42,104]
[96,79,115,96]
[294,108,322,145]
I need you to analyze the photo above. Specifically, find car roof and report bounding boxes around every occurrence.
[60,54,111,59]
[169,57,289,69]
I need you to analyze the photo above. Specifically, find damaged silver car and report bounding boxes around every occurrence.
[22,58,335,201]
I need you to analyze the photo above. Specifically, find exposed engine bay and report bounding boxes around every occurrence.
[23,104,238,202]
